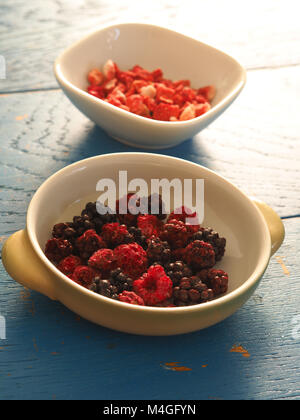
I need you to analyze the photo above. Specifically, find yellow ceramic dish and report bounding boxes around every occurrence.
[2,153,284,335]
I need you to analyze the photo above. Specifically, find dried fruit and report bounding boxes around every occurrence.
[118,291,145,306]
[86,60,214,121]
[114,242,148,279]
[133,265,173,305]
[184,240,215,270]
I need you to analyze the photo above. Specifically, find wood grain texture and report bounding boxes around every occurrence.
[1,0,300,92]
[0,218,299,400]
[0,65,299,218]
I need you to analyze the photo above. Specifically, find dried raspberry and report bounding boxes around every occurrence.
[116,193,139,226]
[133,265,173,306]
[88,248,115,273]
[45,238,73,264]
[57,255,82,276]
[198,268,228,296]
[71,265,98,288]
[101,223,130,248]
[184,240,215,270]
[167,206,199,226]
[159,219,189,249]
[114,243,148,280]
[137,214,163,238]
[118,291,145,306]
[76,229,107,260]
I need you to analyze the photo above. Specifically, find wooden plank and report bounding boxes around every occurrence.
[0,65,299,217]
[0,0,300,92]
[0,217,299,400]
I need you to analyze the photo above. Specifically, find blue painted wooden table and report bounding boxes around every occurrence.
[0,0,299,400]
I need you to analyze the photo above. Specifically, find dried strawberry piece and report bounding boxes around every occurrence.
[156,84,175,104]
[173,79,191,88]
[181,87,196,103]
[87,85,105,99]
[143,96,156,113]
[133,265,173,306]
[151,68,163,82]
[103,59,116,81]
[195,102,211,117]
[195,94,207,104]
[152,103,180,121]
[137,214,163,238]
[179,104,196,121]
[103,78,117,92]
[118,290,145,306]
[197,85,215,102]
[114,243,148,280]
[87,69,103,86]
[57,255,82,276]
[127,94,150,116]
[131,65,153,81]
[140,84,156,99]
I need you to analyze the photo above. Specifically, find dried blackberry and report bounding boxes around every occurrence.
[184,240,215,270]
[80,201,117,234]
[147,236,171,265]
[189,227,226,261]
[76,229,106,261]
[173,276,214,306]
[126,226,148,250]
[197,268,229,296]
[110,268,133,293]
[88,277,119,300]
[52,222,77,242]
[164,260,193,286]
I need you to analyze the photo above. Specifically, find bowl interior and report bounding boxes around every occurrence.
[58,23,246,108]
[28,154,270,297]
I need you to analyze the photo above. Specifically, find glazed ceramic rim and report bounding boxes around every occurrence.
[27,153,271,313]
[54,22,246,128]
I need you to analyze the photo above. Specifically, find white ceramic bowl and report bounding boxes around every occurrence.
[54,23,246,149]
[2,153,284,335]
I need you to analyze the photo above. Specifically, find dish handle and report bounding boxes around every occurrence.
[251,198,285,256]
[1,229,57,300]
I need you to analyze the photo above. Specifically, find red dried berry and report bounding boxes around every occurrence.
[137,214,163,238]
[118,291,145,306]
[88,248,115,273]
[76,229,107,260]
[114,243,148,280]
[184,240,215,270]
[45,238,73,264]
[116,193,139,226]
[71,265,98,288]
[167,206,199,226]
[159,219,189,249]
[57,255,82,276]
[101,222,129,247]
[133,265,173,306]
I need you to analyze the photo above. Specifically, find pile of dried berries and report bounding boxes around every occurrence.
[44,196,228,307]
[86,60,215,122]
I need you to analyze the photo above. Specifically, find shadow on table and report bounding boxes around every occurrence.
[65,124,214,171]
